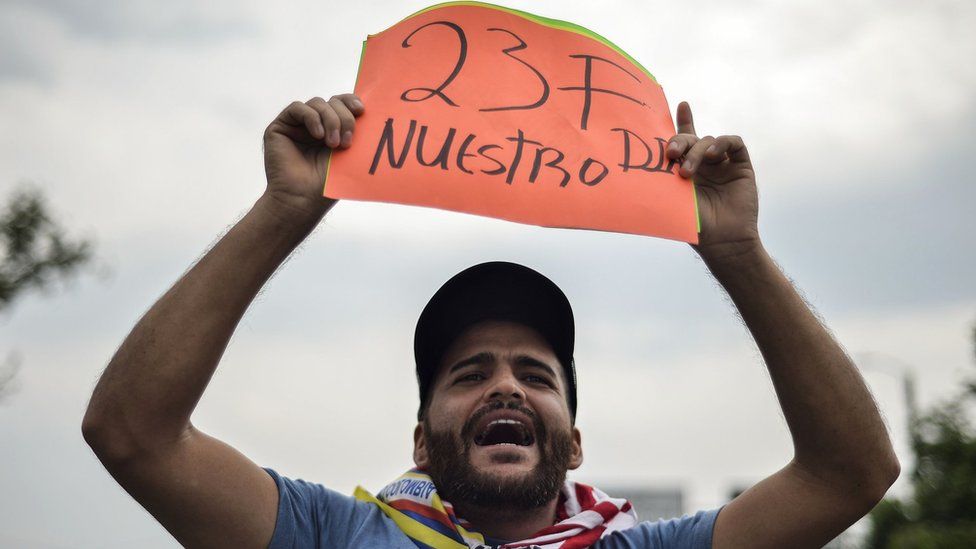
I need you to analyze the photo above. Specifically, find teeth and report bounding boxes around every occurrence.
[488,419,524,427]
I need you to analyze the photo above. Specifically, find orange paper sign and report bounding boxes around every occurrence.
[325,1,699,243]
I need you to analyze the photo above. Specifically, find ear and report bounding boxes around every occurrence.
[568,426,583,470]
[413,422,430,469]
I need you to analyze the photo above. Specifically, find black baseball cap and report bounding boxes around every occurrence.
[414,261,577,421]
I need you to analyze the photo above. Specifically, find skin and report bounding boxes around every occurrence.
[414,320,582,540]
[83,94,899,548]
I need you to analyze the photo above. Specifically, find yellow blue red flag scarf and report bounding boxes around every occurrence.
[355,468,638,549]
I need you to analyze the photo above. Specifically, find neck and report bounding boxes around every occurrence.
[452,497,559,542]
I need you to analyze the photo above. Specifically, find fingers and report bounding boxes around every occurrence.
[667,133,698,161]
[306,97,341,147]
[704,135,750,164]
[328,96,357,148]
[332,93,365,116]
[676,101,696,136]
[310,94,365,149]
[679,135,751,178]
[666,101,698,161]
[277,101,326,140]
[271,94,364,149]
[665,101,752,178]
[679,135,716,178]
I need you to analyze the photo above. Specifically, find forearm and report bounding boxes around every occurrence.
[83,194,324,457]
[703,245,898,491]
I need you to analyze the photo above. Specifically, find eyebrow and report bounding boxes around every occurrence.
[448,352,494,374]
[448,352,559,381]
[513,355,559,380]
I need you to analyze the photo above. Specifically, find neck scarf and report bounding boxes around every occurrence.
[354,469,638,549]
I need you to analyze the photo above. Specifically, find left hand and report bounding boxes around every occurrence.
[666,102,761,263]
[262,94,365,224]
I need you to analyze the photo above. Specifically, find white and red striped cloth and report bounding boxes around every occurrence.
[504,481,639,548]
[356,468,638,549]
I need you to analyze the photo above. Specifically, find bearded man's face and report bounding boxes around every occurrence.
[414,320,583,509]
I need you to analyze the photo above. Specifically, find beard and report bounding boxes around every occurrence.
[423,400,574,510]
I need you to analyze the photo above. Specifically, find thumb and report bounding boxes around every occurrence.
[676,101,697,136]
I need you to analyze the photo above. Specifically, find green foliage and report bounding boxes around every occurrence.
[0,185,92,312]
[1,184,92,398]
[867,499,909,549]
[885,522,976,549]
[865,324,976,548]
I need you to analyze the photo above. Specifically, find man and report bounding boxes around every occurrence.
[83,93,900,548]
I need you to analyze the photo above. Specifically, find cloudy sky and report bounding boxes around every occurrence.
[1,0,974,546]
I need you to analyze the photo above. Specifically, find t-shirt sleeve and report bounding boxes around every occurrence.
[603,507,722,548]
[264,467,373,549]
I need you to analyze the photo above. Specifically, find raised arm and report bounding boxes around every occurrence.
[82,94,364,548]
[666,102,899,548]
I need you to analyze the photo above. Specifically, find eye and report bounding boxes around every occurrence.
[524,374,553,386]
[456,372,486,383]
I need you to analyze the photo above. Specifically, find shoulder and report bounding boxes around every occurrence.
[264,468,415,549]
[595,507,723,549]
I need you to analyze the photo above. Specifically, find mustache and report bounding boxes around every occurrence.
[459,400,546,444]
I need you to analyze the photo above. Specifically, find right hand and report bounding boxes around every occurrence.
[665,101,760,266]
[261,94,364,223]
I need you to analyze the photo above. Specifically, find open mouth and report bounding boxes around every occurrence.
[473,418,535,447]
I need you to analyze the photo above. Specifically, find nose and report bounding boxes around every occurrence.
[484,366,525,403]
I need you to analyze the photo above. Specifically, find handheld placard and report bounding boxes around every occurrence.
[325,1,699,243]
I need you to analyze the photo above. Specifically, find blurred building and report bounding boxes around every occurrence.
[603,487,684,521]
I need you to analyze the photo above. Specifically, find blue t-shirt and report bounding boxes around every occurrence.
[265,469,720,548]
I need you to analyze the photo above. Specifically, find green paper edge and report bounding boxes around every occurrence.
[323,144,333,194]
[379,1,656,83]
[323,38,369,194]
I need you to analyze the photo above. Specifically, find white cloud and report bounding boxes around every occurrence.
[1,0,974,545]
